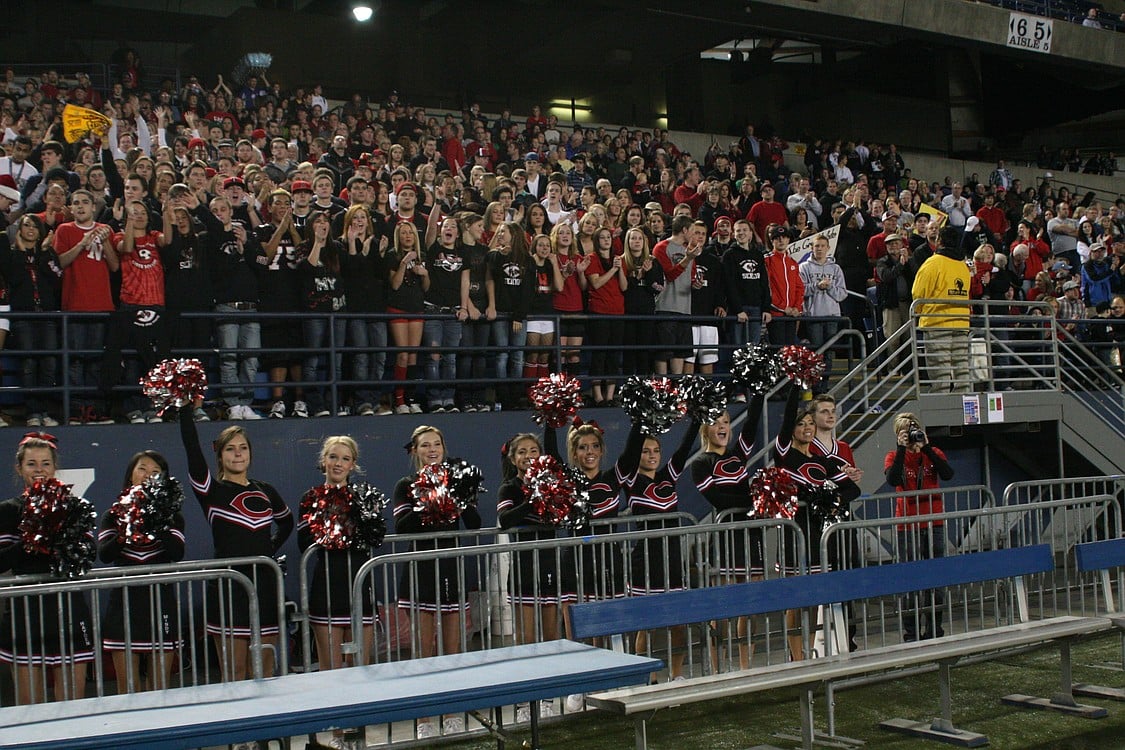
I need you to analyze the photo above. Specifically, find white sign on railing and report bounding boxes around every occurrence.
[1007,12,1052,54]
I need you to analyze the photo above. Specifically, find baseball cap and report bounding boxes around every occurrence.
[218,139,235,148]
[395,181,417,196]
[251,128,267,140]
[290,180,313,193]
[715,216,732,228]
[881,211,897,221]
[0,175,18,202]
[1062,279,1080,291]
[1089,241,1107,254]
[965,216,980,231]
[768,225,788,240]
[884,233,903,244]
[644,202,663,213]
[524,152,539,162]
[572,153,586,162]
[187,137,207,150]
[223,176,246,190]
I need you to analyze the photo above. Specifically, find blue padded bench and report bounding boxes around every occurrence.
[570,544,1112,749]
[1073,537,1125,701]
[0,640,660,750]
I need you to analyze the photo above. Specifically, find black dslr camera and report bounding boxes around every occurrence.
[908,422,926,444]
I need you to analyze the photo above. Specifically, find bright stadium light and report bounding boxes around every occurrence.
[352,4,373,22]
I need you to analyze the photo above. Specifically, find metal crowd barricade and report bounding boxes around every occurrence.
[0,558,281,707]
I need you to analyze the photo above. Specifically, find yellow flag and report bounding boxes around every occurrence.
[917,203,948,228]
[62,104,112,143]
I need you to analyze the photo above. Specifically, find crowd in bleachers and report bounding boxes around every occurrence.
[0,56,1123,427]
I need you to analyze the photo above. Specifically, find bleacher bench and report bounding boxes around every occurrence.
[0,640,660,750]
[1072,537,1125,702]
[570,544,1112,750]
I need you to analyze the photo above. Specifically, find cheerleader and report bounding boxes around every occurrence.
[772,384,861,660]
[393,425,481,739]
[689,393,765,670]
[179,407,294,681]
[0,433,95,704]
[619,421,698,680]
[98,450,186,694]
[298,436,375,750]
[497,432,567,645]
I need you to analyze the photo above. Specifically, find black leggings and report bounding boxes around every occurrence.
[587,315,624,378]
[622,314,654,376]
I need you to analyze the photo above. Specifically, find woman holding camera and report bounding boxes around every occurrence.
[884,412,954,642]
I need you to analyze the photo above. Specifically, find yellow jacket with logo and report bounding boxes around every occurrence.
[911,251,971,328]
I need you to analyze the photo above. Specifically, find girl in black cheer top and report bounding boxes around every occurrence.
[0,433,95,703]
[690,393,765,670]
[772,384,861,660]
[98,450,185,694]
[619,422,697,680]
[179,408,293,680]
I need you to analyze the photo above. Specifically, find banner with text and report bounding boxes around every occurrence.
[787,223,840,263]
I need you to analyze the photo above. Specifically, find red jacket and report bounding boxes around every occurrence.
[672,184,704,216]
[764,250,803,314]
[976,205,1008,237]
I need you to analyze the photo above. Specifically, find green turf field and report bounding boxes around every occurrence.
[444,634,1125,749]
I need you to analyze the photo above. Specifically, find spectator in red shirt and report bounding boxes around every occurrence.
[672,165,706,217]
[54,189,118,424]
[763,224,804,345]
[865,212,900,265]
[975,190,1008,238]
[884,412,954,641]
[99,200,170,423]
[746,183,788,245]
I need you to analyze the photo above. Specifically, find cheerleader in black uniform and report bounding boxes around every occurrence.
[298,435,374,750]
[562,419,627,603]
[689,393,765,670]
[620,422,697,680]
[297,436,376,669]
[772,384,860,660]
[179,407,294,681]
[99,450,186,694]
[393,425,482,658]
[497,432,567,645]
[0,433,95,704]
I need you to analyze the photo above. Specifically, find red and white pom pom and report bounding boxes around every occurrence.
[110,485,151,546]
[749,467,799,520]
[523,455,591,528]
[300,485,356,551]
[778,345,825,390]
[528,373,584,428]
[411,463,471,527]
[110,474,184,546]
[141,358,208,414]
[19,478,73,555]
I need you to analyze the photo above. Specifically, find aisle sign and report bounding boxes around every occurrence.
[1007,12,1052,54]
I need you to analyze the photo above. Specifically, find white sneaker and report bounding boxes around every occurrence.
[415,721,437,739]
[292,400,309,418]
[145,411,161,423]
[515,704,531,724]
[337,406,351,416]
[269,400,286,419]
[358,402,375,416]
[442,716,465,734]
[394,404,411,414]
[408,403,423,414]
[40,415,59,427]
[314,408,331,417]
[540,700,557,718]
[565,693,585,713]
[376,404,393,415]
[193,407,211,422]
[127,410,145,424]
[25,415,42,427]
[227,405,244,420]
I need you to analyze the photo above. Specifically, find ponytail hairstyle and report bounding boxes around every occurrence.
[501,433,541,482]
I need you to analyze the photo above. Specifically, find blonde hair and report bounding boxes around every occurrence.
[213,425,251,480]
[567,424,605,467]
[622,228,651,272]
[697,412,732,454]
[892,412,921,435]
[318,435,360,474]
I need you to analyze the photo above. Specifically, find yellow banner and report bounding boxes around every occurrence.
[917,203,948,228]
[62,104,112,143]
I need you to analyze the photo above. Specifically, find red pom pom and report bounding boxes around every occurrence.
[778,345,825,390]
[523,455,590,528]
[20,478,73,555]
[141,358,208,414]
[528,374,583,428]
[300,485,356,550]
[749,467,799,520]
[411,463,472,527]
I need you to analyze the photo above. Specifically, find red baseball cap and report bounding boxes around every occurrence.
[223,176,246,190]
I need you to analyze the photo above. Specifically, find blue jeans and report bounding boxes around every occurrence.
[303,314,346,412]
[730,306,763,348]
[11,319,58,416]
[804,318,839,389]
[66,317,105,409]
[349,317,387,405]
[490,319,527,380]
[424,317,461,406]
[214,304,260,405]
[458,320,490,404]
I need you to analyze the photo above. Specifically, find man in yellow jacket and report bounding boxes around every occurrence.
[911,226,971,393]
